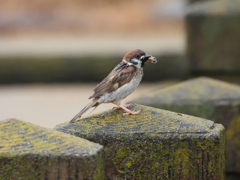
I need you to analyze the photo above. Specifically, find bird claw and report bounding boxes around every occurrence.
[123,110,141,116]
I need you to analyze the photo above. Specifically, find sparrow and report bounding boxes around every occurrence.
[70,49,157,123]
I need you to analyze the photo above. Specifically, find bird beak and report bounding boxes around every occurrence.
[142,54,157,64]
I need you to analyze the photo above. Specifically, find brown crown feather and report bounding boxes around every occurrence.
[123,49,146,61]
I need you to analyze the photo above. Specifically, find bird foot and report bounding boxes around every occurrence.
[123,110,141,116]
[113,104,132,110]
[112,102,140,116]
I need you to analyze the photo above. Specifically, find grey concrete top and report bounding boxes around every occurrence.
[55,103,216,137]
[134,77,240,106]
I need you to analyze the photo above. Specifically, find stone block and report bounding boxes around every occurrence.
[186,0,240,74]
[55,104,225,180]
[0,119,104,180]
[133,77,240,173]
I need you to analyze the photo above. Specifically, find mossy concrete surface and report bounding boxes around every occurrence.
[0,119,104,180]
[55,103,225,180]
[133,77,240,173]
[186,0,240,74]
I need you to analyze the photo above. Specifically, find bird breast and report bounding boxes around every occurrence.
[98,69,143,104]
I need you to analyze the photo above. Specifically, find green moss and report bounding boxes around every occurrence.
[94,148,105,180]
[0,119,104,179]
[226,115,240,140]
[56,103,214,137]
[133,77,240,173]
[124,161,132,168]
[55,103,225,179]
[117,148,131,159]
[173,148,191,177]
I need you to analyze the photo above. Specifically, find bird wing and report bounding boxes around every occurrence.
[89,63,137,99]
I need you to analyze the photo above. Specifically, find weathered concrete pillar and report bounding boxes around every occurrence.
[0,119,104,180]
[55,104,225,180]
[186,0,240,74]
[133,77,240,177]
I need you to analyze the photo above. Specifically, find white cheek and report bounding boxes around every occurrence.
[123,59,133,66]
[131,59,138,63]
[123,58,142,68]
[131,58,142,68]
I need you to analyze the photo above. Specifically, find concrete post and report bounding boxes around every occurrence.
[133,77,240,177]
[186,0,240,74]
[0,119,104,180]
[55,103,225,180]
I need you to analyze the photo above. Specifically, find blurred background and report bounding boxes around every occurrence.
[0,0,240,128]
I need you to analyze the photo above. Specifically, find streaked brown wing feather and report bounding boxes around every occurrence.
[89,64,137,99]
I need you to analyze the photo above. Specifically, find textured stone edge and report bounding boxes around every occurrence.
[0,119,105,180]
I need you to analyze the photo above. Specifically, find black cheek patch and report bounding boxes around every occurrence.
[130,59,139,65]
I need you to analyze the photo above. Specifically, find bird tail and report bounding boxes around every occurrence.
[70,99,99,123]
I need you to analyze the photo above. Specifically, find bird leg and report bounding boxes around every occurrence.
[112,102,141,116]
[113,103,132,110]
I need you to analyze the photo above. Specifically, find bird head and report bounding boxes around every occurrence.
[122,49,157,68]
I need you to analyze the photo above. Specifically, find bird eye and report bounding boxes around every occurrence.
[136,54,141,59]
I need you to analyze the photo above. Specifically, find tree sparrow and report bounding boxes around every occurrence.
[70,49,157,123]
